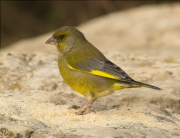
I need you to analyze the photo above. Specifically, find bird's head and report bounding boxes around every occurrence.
[45,26,86,56]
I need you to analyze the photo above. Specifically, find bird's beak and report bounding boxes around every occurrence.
[45,36,57,45]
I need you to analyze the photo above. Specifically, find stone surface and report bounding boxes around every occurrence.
[1,4,180,138]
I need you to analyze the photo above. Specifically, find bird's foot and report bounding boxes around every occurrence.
[75,98,96,115]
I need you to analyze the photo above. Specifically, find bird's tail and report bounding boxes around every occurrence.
[131,81,162,90]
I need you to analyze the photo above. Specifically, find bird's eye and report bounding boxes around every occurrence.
[59,35,65,39]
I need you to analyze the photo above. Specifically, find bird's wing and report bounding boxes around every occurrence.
[66,58,136,83]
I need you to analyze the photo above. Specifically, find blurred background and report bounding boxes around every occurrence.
[1,0,179,49]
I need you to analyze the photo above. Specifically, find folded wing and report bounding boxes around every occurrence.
[66,58,139,84]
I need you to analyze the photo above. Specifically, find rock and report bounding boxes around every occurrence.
[1,51,180,137]
[1,4,180,138]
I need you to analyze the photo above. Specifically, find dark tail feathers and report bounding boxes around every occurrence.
[132,81,162,90]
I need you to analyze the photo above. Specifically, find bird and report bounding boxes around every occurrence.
[45,26,162,115]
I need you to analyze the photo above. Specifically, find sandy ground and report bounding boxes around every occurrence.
[1,4,180,138]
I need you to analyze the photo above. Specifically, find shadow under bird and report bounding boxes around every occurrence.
[45,26,162,115]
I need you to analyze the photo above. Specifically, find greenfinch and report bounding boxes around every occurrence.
[45,26,162,115]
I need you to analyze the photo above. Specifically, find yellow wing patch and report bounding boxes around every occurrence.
[91,70,118,79]
[68,64,119,80]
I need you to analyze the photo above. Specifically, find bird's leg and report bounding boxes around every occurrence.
[75,98,96,115]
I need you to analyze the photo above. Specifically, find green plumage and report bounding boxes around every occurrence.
[45,26,162,115]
